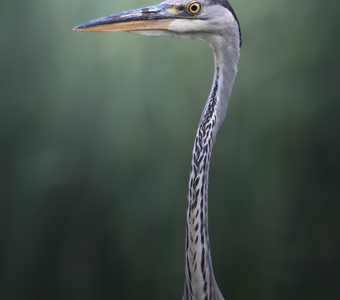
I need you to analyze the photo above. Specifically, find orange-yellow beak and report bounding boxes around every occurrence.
[73,4,186,33]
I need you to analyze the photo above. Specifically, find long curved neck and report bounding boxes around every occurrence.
[183,36,239,300]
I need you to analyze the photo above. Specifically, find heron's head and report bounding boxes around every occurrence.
[73,0,241,48]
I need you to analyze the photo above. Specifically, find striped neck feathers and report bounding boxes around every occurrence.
[183,38,239,300]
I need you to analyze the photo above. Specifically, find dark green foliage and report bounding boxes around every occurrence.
[0,0,339,299]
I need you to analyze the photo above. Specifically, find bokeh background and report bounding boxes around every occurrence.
[1,0,339,299]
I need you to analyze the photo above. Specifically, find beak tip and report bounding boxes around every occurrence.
[73,20,101,32]
[73,24,84,31]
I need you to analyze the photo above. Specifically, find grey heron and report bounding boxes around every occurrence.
[74,1,241,299]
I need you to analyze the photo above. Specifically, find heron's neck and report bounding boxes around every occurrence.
[183,38,239,300]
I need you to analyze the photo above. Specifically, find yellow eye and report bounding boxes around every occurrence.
[188,2,201,14]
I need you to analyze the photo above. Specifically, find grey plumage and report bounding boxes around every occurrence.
[74,1,241,299]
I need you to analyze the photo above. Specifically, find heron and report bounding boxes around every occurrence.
[74,1,241,299]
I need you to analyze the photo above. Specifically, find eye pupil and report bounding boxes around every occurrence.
[192,5,198,11]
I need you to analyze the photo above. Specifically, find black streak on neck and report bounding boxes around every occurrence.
[201,67,219,130]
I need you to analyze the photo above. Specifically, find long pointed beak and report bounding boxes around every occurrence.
[73,4,185,33]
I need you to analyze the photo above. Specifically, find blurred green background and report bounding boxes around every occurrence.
[1,0,339,299]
